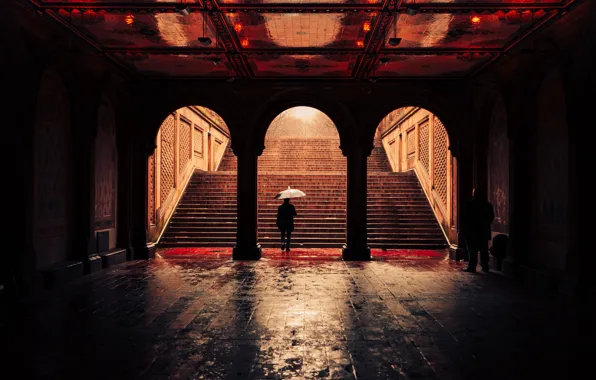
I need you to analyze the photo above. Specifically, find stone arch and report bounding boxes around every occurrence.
[33,69,72,269]
[530,69,569,272]
[487,95,510,235]
[249,90,355,155]
[94,96,118,247]
[265,106,339,139]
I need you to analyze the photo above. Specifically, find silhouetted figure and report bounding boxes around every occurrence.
[277,198,297,252]
[461,187,495,273]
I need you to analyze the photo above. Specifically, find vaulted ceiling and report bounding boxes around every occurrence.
[29,1,574,80]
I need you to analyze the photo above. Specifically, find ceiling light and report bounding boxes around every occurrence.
[125,14,134,26]
[406,7,419,16]
[471,16,481,25]
[388,37,402,47]
[234,23,243,33]
[363,22,371,32]
[198,37,212,46]
[241,38,249,48]
[356,40,365,48]
[176,6,191,16]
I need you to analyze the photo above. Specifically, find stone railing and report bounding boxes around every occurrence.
[147,107,230,243]
[379,108,457,244]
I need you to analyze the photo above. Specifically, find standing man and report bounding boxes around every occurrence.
[462,187,495,273]
[277,198,297,252]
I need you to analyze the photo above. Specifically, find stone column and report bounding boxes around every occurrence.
[70,84,102,273]
[342,145,371,261]
[232,142,262,260]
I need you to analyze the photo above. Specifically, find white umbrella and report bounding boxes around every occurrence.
[274,186,306,200]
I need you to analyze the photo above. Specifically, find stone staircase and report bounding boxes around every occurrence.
[159,137,447,249]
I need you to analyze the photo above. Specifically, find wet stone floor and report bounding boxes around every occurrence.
[0,251,587,380]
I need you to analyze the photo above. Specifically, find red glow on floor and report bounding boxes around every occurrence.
[158,247,446,260]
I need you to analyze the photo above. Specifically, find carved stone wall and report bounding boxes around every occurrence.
[530,70,569,271]
[266,106,339,138]
[94,99,117,230]
[179,118,191,175]
[433,118,448,205]
[148,153,156,225]
[33,70,71,269]
[488,96,509,234]
[160,114,176,205]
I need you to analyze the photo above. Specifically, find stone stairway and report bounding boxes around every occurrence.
[159,137,447,249]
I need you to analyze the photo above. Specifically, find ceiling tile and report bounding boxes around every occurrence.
[54,10,220,49]
[226,12,374,49]
[114,53,234,77]
[372,54,491,77]
[384,11,551,50]
[248,54,357,77]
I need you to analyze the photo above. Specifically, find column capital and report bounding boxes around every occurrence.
[231,139,264,157]
[340,141,374,158]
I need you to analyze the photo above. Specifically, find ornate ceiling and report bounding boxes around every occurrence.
[29,1,574,80]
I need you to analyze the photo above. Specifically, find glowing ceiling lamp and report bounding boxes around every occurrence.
[471,16,481,25]
[234,23,243,33]
[356,40,364,47]
[125,14,134,26]
[241,38,249,48]
[363,22,371,32]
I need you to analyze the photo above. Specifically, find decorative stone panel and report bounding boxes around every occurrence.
[95,100,117,228]
[160,114,176,205]
[433,118,448,206]
[179,118,191,174]
[148,153,155,225]
[194,127,203,156]
[418,121,429,173]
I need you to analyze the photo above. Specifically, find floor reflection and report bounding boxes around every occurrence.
[0,250,584,379]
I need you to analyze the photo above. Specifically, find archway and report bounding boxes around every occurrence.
[258,106,346,251]
[370,106,454,250]
[148,106,234,249]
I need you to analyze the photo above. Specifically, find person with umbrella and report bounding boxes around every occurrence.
[275,186,305,252]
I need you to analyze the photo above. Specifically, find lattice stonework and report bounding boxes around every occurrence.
[433,118,449,205]
[160,115,176,205]
[407,129,415,154]
[148,153,155,225]
[419,121,429,172]
[179,118,191,174]
[194,127,203,156]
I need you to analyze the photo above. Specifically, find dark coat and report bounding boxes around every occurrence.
[277,203,297,231]
[461,199,495,241]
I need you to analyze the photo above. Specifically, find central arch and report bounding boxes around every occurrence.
[257,106,346,251]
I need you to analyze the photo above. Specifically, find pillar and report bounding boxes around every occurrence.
[342,145,371,261]
[70,82,102,273]
[232,142,262,260]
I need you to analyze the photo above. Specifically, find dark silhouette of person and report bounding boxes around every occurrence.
[277,198,297,252]
[461,187,495,273]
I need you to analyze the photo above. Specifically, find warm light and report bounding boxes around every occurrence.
[471,16,481,25]
[241,38,249,48]
[291,106,320,120]
[363,22,371,32]
[125,14,134,26]
[234,23,242,33]
[356,40,364,48]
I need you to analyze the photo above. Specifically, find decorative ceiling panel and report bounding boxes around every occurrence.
[402,0,560,3]
[219,0,381,3]
[372,54,490,77]
[248,54,357,77]
[54,10,220,49]
[42,0,201,3]
[225,12,375,49]
[384,11,550,50]
[114,53,234,77]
